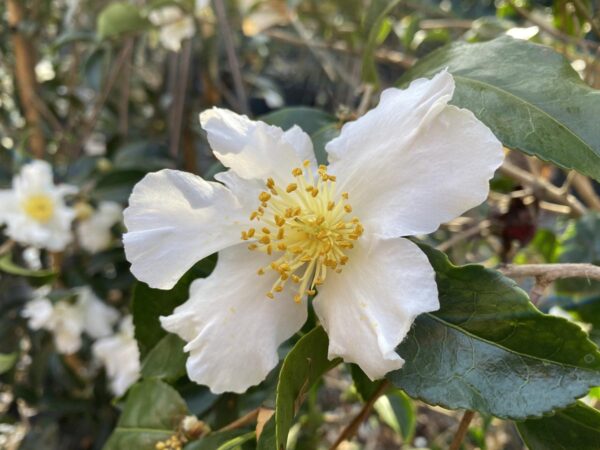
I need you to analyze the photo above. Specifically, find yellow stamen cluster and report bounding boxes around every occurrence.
[22,194,55,223]
[241,161,363,303]
[155,434,184,450]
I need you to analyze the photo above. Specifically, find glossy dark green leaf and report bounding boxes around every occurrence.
[350,364,379,402]
[97,2,149,39]
[91,169,146,203]
[103,379,188,450]
[141,333,187,382]
[261,107,336,135]
[275,327,340,450]
[256,415,276,450]
[399,36,600,181]
[311,124,340,166]
[517,402,600,450]
[132,256,215,358]
[388,245,600,420]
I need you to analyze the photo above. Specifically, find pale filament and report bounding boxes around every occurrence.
[241,161,363,303]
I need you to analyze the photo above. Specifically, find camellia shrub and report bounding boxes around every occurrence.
[1,1,600,449]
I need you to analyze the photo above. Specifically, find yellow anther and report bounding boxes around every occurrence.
[250,211,258,220]
[259,192,271,202]
[277,242,287,251]
[266,178,275,189]
[294,294,302,303]
[248,244,257,250]
[327,175,337,182]
[311,189,319,198]
[307,289,316,296]
[342,192,349,199]
[247,228,255,238]
[344,204,352,213]
[327,201,335,211]
[286,183,297,193]
[270,262,279,270]
[257,268,265,275]
[259,236,270,245]
[241,231,248,240]
[306,186,314,192]
[266,292,274,299]
[292,168,303,177]
[275,215,285,227]
[274,285,283,292]
[277,228,285,240]
[291,275,300,283]
[267,245,273,255]
[315,216,325,225]
[340,256,349,265]
[318,164,327,172]
[303,160,311,167]
[262,227,271,234]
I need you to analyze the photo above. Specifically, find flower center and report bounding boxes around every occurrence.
[22,194,54,223]
[242,161,364,303]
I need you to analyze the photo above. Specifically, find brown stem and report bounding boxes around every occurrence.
[213,0,249,114]
[499,160,586,217]
[436,220,491,252]
[499,263,600,282]
[118,38,134,138]
[449,410,475,450]
[7,0,45,158]
[571,174,600,211]
[217,408,260,432]
[329,380,390,450]
[169,40,192,160]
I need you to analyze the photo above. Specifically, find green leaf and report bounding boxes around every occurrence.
[103,379,188,450]
[388,245,600,420]
[350,364,379,401]
[141,333,187,382]
[399,36,600,181]
[185,430,254,450]
[517,402,600,450]
[0,352,17,375]
[91,169,147,203]
[374,390,416,441]
[97,2,149,39]
[256,415,276,450]
[0,255,56,284]
[275,327,341,449]
[361,0,402,83]
[261,107,336,135]
[311,124,340,166]
[132,256,215,358]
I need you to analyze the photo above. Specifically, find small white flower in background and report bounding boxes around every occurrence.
[83,132,107,156]
[76,202,123,253]
[123,71,504,393]
[93,315,140,397]
[0,160,76,251]
[149,6,196,52]
[22,286,119,354]
[195,0,211,13]
[23,247,42,270]
[77,286,120,339]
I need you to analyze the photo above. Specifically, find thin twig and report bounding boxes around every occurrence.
[79,40,134,150]
[7,0,45,158]
[449,410,475,450]
[169,39,192,159]
[572,0,600,39]
[213,0,249,114]
[217,408,260,432]
[499,160,586,217]
[356,84,374,117]
[436,219,491,252]
[118,37,134,137]
[571,173,600,211]
[499,263,600,282]
[0,240,15,256]
[329,380,390,450]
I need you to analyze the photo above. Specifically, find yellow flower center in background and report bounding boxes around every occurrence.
[23,194,54,223]
[242,161,364,303]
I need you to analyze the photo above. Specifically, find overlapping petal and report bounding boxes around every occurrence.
[327,71,503,237]
[313,236,438,380]
[161,243,307,394]
[123,169,247,289]
[200,108,316,185]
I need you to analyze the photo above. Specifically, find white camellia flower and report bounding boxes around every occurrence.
[0,160,76,251]
[76,201,123,253]
[93,315,141,396]
[149,6,196,52]
[22,286,119,354]
[123,71,504,394]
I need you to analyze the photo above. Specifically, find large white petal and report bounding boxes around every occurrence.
[200,108,316,185]
[327,71,503,237]
[313,236,438,380]
[123,169,247,289]
[160,243,307,394]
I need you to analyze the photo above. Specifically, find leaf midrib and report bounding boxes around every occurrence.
[452,74,599,162]
[426,313,600,372]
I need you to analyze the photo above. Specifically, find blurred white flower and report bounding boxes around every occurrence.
[83,132,107,156]
[77,202,123,253]
[23,286,119,354]
[0,160,76,251]
[23,247,42,270]
[505,25,539,41]
[149,6,196,52]
[77,286,120,339]
[196,0,211,12]
[93,316,140,396]
[124,71,503,393]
